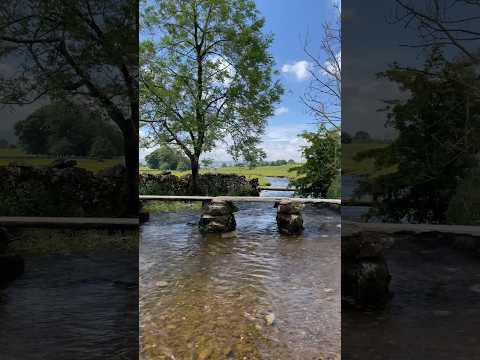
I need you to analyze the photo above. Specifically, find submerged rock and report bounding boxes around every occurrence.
[156,280,168,288]
[264,313,276,326]
[197,347,213,360]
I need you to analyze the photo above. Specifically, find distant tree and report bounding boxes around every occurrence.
[14,113,51,154]
[140,0,283,192]
[342,131,352,144]
[89,137,117,159]
[0,139,8,149]
[145,146,190,171]
[244,147,266,169]
[221,162,228,168]
[201,158,214,169]
[145,149,164,170]
[49,138,76,157]
[176,158,191,171]
[15,102,123,157]
[357,49,480,222]
[353,131,372,143]
[287,159,295,164]
[290,127,340,198]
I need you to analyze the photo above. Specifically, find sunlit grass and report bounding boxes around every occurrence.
[0,148,123,172]
[142,201,202,213]
[342,143,396,176]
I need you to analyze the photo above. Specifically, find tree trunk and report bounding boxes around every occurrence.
[191,156,200,195]
[123,127,139,217]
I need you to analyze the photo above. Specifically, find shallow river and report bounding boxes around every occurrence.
[0,250,138,359]
[140,177,341,359]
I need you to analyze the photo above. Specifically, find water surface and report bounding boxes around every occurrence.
[140,179,340,359]
[0,251,138,359]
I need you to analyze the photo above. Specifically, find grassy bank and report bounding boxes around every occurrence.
[140,164,300,186]
[6,228,137,255]
[142,201,202,213]
[342,143,395,176]
[0,148,123,173]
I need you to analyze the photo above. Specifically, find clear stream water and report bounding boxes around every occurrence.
[140,177,341,359]
[0,250,138,359]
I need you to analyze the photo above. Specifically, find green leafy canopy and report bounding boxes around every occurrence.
[140,0,283,169]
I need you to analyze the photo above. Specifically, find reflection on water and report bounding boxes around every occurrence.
[140,190,340,359]
[0,251,138,359]
[342,236,480,360]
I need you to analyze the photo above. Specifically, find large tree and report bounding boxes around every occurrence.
[357,49,480,223]
[15,102,124,157]
[140,0,283,192]
[0,0,138,213]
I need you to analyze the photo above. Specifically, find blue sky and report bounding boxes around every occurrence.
[140,0,337,163]
[248,0,336,161]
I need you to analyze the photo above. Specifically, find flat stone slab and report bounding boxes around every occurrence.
[276,200,304,215]
[342,231,394,259]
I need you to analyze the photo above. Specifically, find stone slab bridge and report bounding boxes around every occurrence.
[139,195,341,235]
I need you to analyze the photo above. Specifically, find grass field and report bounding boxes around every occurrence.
[0,148,123,173]
[342,143,395,176]
[7,228,137,255]
[142,201,202,213]
[140,164,300,186]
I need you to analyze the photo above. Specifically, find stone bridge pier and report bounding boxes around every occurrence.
[342,228,392,307]
[198,199,306,235]
[199,199,238,233]
[275,200,304,235]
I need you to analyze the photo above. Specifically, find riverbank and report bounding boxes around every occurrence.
[140,164,299,186]
[0,148,123,173]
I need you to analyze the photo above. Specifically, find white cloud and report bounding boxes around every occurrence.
[274,106,289,116]
[322,51,341,77]
[281,60,310,80]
